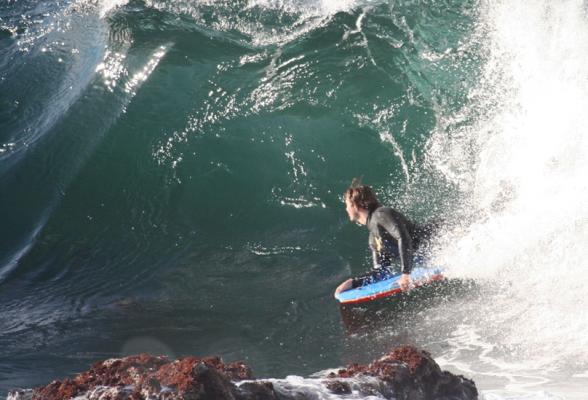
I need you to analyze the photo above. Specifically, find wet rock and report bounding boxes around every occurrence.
[8,346,476,400]
[7,354,254,400]
[193,362,236,399]
[324,380,351,395]
[329,345,478,400]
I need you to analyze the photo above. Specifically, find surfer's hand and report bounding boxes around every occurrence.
[398,273,412,291]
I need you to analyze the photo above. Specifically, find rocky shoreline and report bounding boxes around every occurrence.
[8,345,477,400]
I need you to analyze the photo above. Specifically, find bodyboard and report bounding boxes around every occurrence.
[335,267,444,304]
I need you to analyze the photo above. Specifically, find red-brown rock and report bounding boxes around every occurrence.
[14,354,256,400]
[328,345,478,400]
[9,346,476,400]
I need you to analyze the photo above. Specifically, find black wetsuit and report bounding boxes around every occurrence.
[351,206,437,288]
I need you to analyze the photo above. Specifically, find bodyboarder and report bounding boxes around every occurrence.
[334,180,437,297]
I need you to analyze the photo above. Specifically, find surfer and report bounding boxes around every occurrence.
[334,180,437,297]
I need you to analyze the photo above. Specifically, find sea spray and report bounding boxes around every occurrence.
[430,0,588,371]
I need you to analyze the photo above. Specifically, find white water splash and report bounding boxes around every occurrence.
[238,374,387,400]
[429,0,588,378]
[246,0,358,16]
[97,0,129,18]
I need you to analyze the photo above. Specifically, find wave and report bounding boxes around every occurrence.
[3,0,586,398]
[427,0,588,381]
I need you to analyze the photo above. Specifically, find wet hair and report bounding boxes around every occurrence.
[344,178,380,212]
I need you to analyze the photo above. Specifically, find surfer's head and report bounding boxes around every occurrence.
[344,179,380,224]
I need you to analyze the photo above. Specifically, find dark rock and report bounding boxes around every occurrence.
[14,354,248,400]
[12,346,476,400]
[324,380,351,395]
[329,345,478,400]
[193,362,235,400]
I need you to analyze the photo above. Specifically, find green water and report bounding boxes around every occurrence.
[5,1,588,399]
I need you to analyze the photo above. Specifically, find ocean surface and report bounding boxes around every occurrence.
[1,0,588,398]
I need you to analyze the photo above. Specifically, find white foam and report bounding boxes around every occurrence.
[428,0,588,369]
[238,375,387,399]
[98,0,129,18]
[246,0,358,16]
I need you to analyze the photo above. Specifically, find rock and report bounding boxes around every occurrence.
[9,346,476,400]
[324,380,352,395]
[329,345,478,400]
[193,362,236,399]
[7,354,252,400]
[31,379,84,400]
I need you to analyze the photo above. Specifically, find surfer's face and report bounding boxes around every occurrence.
[345,197,362,224]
